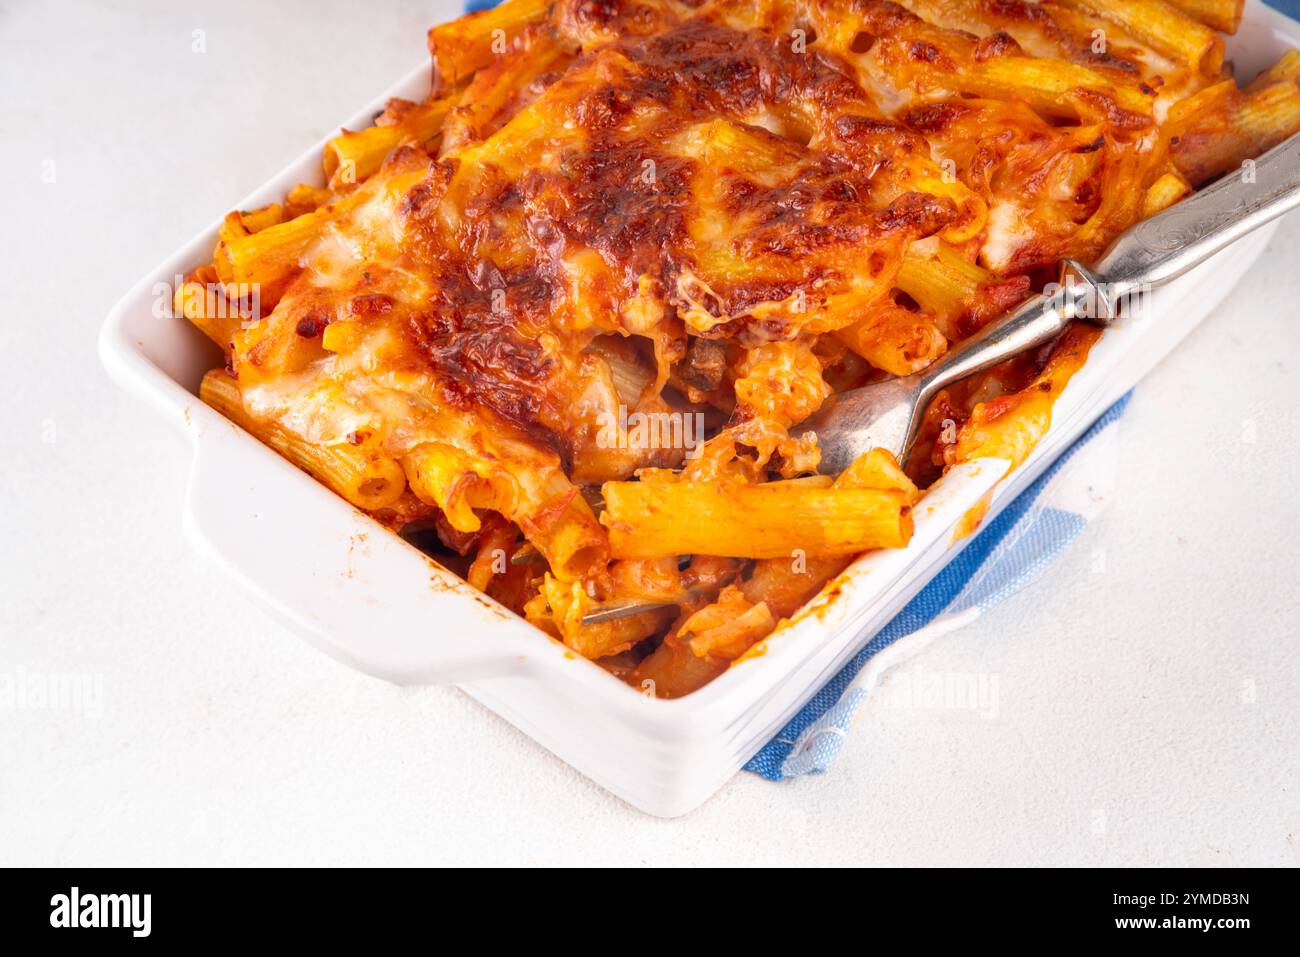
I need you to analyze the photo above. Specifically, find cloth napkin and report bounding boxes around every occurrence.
[745,392,1131,779]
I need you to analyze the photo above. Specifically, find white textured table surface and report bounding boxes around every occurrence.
[2,0,1298,866]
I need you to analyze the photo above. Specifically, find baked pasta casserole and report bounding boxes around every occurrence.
[179,0,1300,695]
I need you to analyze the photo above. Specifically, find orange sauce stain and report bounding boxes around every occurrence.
[954,486,996,541]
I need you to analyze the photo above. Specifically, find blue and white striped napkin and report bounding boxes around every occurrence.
[745,392,1132,779]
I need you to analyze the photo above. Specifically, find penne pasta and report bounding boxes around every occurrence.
[600,475,914,560]
[1142,170,1192,217]
[1245,48,1300,93]
[1052,0,1224,74]
[323,96,456,189]
[679,586,775,660]
[835,300,948,376]
[1164,0,1243,34]
[200,370,406,510]
[215,153,430,303]
[1171,80,1300,184]
[959,56,1155,121]
[438,29,573,156]
[427,0,551,93]
[174,266,243,350]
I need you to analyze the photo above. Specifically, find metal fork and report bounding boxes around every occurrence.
[581,131,1300,626]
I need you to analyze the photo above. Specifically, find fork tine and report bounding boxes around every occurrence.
[510,544,544,565]
[580,599,678,625]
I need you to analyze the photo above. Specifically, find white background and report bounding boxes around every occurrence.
[2,0,1298,865]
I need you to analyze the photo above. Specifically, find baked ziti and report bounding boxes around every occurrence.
[179,0,1300,695]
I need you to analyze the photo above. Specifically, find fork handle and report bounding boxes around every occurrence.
[917,130,1300,404]
[1092,130,1300,301]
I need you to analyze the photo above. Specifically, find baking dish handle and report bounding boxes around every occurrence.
[182,417,537,686]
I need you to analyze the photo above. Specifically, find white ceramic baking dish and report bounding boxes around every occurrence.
[100,1,1300,816]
